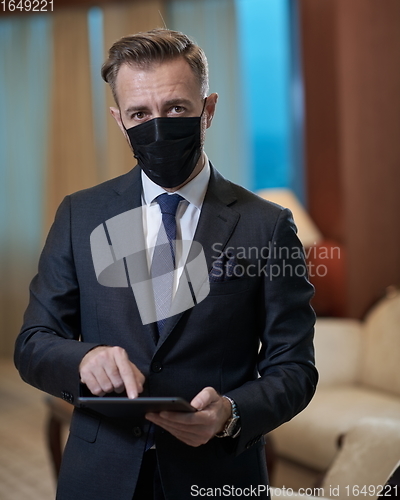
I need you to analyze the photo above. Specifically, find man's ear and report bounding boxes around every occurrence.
[110,107,129,138]
[205,93,218,129]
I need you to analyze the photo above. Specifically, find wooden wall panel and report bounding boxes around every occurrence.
[300,0,400,318]
[337,0,400,317]
[300,0,343,243]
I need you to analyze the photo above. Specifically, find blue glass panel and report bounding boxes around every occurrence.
[0,15,51,255]
[88,7,107,181]
[235,0,305,202]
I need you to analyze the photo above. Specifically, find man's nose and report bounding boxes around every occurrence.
[153,111,167,118]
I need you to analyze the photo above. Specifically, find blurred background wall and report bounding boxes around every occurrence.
[1,0,399,358]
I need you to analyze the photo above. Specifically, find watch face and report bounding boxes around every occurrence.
[226,416,240,436]
[217,396,241,438]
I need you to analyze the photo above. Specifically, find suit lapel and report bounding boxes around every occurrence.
[110,165,142,213]
[157,165,240,345]
[108,166,159,347]
[193,166,240,271]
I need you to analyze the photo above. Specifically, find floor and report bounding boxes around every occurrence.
[0,359,55,500]
[0,358,319,499]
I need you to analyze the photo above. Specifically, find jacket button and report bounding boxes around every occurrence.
[246,439,255,449]
[133,427,142,437]
[151,361,163,373]
[61,391,74,404]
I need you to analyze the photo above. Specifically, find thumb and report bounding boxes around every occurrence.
[190,387,219,411]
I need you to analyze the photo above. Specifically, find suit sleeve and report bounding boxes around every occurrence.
[14,196,101,404]
[226,208,318,455]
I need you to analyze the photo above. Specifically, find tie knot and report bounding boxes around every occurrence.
[156,193,184,216]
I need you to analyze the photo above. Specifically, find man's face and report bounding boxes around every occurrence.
[110,57,217,141]
[110,57,217,190]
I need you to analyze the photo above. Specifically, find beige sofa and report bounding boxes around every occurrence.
[271,287,400,471]
[271,417,400,499]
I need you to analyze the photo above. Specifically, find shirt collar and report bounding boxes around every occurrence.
[141,152,210,209]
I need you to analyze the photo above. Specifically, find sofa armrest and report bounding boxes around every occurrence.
[321,418,400,496]
[314,318,363,387]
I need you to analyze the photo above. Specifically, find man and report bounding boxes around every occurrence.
[15,29,317,499]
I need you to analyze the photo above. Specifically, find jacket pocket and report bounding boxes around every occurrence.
[69,408,101,443]
[208,277,251,296]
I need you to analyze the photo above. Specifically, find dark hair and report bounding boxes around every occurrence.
[101,28,209,103]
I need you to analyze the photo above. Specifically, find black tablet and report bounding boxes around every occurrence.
[78,387,196,418]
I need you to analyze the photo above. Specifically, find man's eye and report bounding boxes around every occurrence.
[171,106,185,114]
[133,112,145,120]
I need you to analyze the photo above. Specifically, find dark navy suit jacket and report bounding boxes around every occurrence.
[15,164,317,499]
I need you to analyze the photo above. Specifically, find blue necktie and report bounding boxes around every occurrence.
[151,193,184,335]
[146,194,183,453]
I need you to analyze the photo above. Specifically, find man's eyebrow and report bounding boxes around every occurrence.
[163,98,193,108]
[124,104,150,115]
[123,99,193,116]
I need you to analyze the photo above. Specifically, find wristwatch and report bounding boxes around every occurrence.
[215,396,241,438]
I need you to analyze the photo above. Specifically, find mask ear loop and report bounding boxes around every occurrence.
[119,110,140,160]
[119,109,129,132]
[200,97,207,117]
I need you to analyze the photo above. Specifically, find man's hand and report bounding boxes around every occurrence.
[145,387,232,447]
[79,346,145,399]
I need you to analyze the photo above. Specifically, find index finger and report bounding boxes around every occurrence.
[114,351,144,399]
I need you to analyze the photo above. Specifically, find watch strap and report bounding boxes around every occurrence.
[215,396,241,438]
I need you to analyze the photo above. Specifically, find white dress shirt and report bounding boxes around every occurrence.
[141,152,210,294]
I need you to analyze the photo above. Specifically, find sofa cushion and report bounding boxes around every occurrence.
[359,290,400,397]
[314,318,362,387]
[272,386,400,470]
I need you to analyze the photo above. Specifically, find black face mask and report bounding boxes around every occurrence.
[124,101,206,188]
